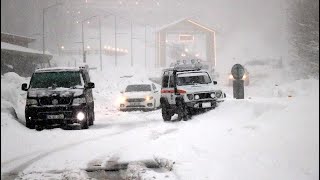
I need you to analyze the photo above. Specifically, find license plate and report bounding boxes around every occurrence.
[202,102,211,108]
[47,114,64,119]
[130,102,141,106]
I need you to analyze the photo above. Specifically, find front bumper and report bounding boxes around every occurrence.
[25,104,88,125]
[185,99,217,109]
[120,100,154,111]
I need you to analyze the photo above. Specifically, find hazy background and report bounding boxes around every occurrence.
[1,0,289,70]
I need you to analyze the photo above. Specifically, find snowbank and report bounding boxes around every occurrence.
[1,72,28,123]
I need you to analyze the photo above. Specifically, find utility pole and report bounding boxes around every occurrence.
[130,22,133,67]
[81,22,85,63]
[43,8,46,66]
[114,15,117,67]
[145,25,147,69]
[42,2,63,67]
[99,16,102,71]
[80,15,96,63]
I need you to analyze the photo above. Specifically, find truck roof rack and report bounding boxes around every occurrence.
[171,59,203,71]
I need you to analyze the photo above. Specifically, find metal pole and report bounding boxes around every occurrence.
[82,22,85,63]
[99,16,102,71]
[42,9,51,67]
[114,15,117,67]
[130,22,133,67]
[154,28,157,69]
[145,25,147,68]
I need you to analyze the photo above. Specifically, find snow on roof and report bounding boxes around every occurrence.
[1,32,36,41]
[1,42,51,55]
[35,67,80,72]
[156,17,216,33]
[156,17,189,31]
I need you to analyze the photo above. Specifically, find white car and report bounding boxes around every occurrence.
[119,83,161,111]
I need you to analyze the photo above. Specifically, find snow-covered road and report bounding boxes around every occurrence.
[1,68,319,180]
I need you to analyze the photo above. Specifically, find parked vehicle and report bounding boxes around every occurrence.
[21,66,95,131]
[160,62,226,121]
[119,83,161,111]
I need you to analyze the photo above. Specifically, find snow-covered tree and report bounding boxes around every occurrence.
[288,0,319,76]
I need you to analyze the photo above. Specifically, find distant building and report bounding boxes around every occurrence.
[155,19,217,68]
[1,32,53,77]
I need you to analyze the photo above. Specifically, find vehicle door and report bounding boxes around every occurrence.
[81,70,94,105]
[168,72,176,104]
[162,71,176,104]
[161,71,172,104]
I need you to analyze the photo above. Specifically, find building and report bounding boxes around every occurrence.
[1,32,52,77]
[155,19,216,68]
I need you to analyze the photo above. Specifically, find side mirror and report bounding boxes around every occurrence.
[86,82,95,89]
[213,81,217,85]
[21,83,28,91]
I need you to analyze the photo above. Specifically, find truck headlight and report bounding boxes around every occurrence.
[215,90,222,98]
[145,96,153,101]
[187,94,194,100]
[73,97,86,105]
[210,93,216,98]
[194,95,200,100]
[26,99,38,105]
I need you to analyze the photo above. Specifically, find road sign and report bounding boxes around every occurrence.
[231,64,245,80]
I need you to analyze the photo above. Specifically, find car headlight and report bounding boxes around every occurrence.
[210,93,216,98]
[242,74,247,80]
[229,74,234,79]
[145,96,153,101]
[194,95,200,100]
[187,94,194,100]
[119,96,127,104]
[215,90,222,98]
[26,99,38,105]
[77,112,85,121]
[73,97,86,105]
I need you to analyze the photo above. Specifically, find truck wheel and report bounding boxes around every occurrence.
[89,110,94,126]
[81,113,89,129]
[35,124,44,131]
[26,120,35,129]
[161,102,171,121]
[177,99,189,121]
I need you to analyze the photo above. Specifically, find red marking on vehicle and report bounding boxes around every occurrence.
[161,89,186,94]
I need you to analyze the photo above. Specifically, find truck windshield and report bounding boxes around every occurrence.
[177,72,212,86]
[30,71,84,89]
[125,85,151,92]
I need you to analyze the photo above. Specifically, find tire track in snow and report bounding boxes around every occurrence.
[2,118,162,180]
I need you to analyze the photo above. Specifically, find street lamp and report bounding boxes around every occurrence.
[80,15,97,63]
[43,2,63,67]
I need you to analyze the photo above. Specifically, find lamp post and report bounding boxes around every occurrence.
[80,15,97,63]
[42,2,63,67]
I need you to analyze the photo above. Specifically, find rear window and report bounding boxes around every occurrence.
[125,84,151,92]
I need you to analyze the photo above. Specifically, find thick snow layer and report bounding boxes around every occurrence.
[1,42,51,55]
[1,63,319,179]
